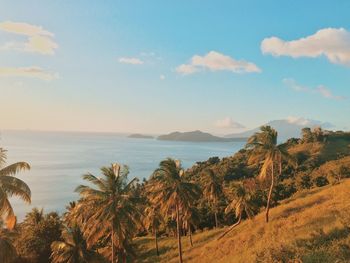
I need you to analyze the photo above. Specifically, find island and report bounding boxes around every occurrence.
[128,134,154,139]
[157,130,247,142]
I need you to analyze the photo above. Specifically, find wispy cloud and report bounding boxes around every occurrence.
[118,57,144,65]
[0,66,58,81]
[283,78,345,100]
[215,117,245,129]
[176,51,261,75]
[0,21,58,55]
[261,28,350,66]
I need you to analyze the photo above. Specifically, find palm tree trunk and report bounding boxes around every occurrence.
[189,226,193,247]
[214,212,218,228]
[265,162,274,223]
[111,222,114,263]
[217,214,241,240]
[155,228,159,256]
[176,203,183,263]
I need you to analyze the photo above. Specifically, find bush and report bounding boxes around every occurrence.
[314,176,329,187]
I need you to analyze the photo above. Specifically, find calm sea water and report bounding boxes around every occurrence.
[0,130,244,220]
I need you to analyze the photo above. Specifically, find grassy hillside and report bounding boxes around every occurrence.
[135,179,350,263]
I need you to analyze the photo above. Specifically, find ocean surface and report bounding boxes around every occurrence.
[0,130,244,220]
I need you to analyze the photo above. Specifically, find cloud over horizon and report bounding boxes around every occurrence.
[261,28,350,66]
[176,51,261,75]
[0,66,58,81]
[283,78,345,100]
[0,21,58,55]
[215,117,245,129]
[286,116,334,129]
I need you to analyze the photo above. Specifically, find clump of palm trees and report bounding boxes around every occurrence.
[72,163,142,262]
[147,158,201,263]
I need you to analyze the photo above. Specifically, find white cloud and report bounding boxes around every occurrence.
[176,51,261,75]
[160,74,165,80]
[286,116,312,126]
[118,57,144,65]
[0,67,58,81]
[286,116,334,128]
[0,21,58,55]
[283,78,345,100]
[215,117,245,129]
[261,28,350,66]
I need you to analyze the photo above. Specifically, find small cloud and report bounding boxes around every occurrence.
[0,66,58,81]
[160,74,165,80]
[118,57,144,65]
[215,117,245,129]
[286,116,312,126]
[261,28,350,66]
[286,116,334,128]
[283,78,345,100]
[0,21,58,55]
[176,64,199,75]
[176,51,261,75]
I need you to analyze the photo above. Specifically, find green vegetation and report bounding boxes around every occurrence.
[1,126,350,262]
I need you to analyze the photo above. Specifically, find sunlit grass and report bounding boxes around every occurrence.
[135,179,350,262]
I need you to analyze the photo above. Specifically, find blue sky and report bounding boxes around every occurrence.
[0,0,349,134]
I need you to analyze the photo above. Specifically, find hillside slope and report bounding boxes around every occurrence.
[135,180,350,263]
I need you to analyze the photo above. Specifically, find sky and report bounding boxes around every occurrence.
[0,0,349,135]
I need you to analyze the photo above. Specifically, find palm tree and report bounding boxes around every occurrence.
[148,158,201,263]
[51,225,104,263]
[201,169,222,228]
[217,182,255,240]
[143,205,163,256]
[246,126,294,223]
[182,206,200,247]
[75,163,141,263]
[23,207,44,228]
[0,148,31,229]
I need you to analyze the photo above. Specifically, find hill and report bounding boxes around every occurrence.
[226,119,334,140]
[157,130,247,142]
[135,179,350,263]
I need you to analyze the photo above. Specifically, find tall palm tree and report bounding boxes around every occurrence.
[75,163,141,263]
[143,205,163,256]
[246,126,294,223]
[217,182,255,240]
[201,169,222,228]
[148,158,201,263]
[51,225,104,263]
[0,148,31,229]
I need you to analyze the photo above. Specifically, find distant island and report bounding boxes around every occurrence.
[128,134,154,139]
[157,130,247,142]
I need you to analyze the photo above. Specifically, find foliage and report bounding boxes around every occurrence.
[0,148,31,229]
[14,209,62,263]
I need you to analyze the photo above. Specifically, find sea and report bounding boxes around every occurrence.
[0,130,244,220]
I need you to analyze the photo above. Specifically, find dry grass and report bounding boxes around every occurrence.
[135,179,350,263]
